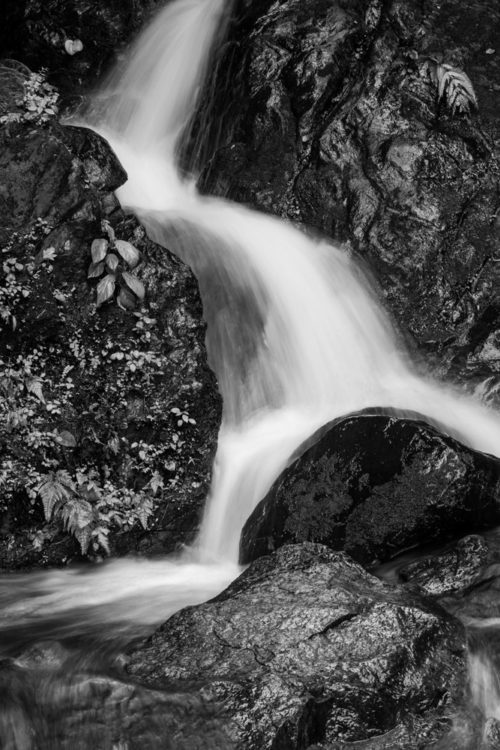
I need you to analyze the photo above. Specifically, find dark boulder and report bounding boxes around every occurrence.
[126,543,466,749]
[240,414,500,566]
[0,101,221,568]
[193,0,500,401]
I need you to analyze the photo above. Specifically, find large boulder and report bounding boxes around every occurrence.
[0,90,221,568]
[126,543,467,749]
[240,414,500,566]
[192,0,500,401]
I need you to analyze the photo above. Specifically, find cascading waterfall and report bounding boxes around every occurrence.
[1,2,500,741]
[87,0,500,565]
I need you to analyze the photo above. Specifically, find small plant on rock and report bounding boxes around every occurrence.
[424,59,478,115]
[0,63,59,126]
[88,222,145,310]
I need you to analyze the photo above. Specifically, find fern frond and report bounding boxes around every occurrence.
[75,527,92,555]
[36,473,73,521]
[138,498,154,530]
[61,497,93,532]
[434,62,478,115]
[93,528,111,555]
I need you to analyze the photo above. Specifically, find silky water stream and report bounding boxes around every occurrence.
[1,0,500,746]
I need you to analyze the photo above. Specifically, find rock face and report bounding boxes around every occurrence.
[193,0,500,402]
[399,535,489,598]
[1,0,162,98]
[0,92,221,567]
[126,543,466,749]
[0,654,235,750]
[240,414,500,566]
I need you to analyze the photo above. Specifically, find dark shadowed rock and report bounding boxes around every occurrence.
[0,109,221,568]
[0,0,163,98]
[192,0,500,402]
[240,414,500,566]
[126,543,466,749]
[400,535,489,598]
[0,121,125,247]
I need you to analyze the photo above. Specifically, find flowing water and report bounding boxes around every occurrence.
[2,0,500,745]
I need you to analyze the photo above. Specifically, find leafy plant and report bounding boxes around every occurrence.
[88,225,145,309]
[35,468,154,555]
[0,65,59,126]
[425,60,478,115]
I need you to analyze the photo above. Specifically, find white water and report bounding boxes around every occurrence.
[89,0,500,568]
[2,0,500,638]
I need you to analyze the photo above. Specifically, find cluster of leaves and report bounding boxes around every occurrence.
[0,222,204,560]
[425,59,478,115]
[0,62,59,127]
[36,469,153,555]
[88,222,145,310]
[0,221,56,332]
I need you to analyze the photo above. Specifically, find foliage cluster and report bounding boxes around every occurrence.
[88,220,145,310]
[0,62,59,126]
[0,219,205,559]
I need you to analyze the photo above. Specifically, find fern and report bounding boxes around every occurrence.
[36,470,74,521]
[60,496,94,554]
[138,498,154,530]
[75,527,92,556]
[427,60,478,115]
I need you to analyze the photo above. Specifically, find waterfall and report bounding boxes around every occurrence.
[86,0,500,564]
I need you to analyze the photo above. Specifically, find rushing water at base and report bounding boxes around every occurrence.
[2,0,500,745]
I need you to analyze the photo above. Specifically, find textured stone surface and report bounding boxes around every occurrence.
[126,543,467,749]
[240,414,500,566]
[0,112,221,568]
[400,535,489,597]
[192,0,500,403]
[0,0,163,98]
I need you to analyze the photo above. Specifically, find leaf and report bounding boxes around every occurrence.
[96,273,116,306]
[122,271,145,300]
[138,501,153,530]
[105,253,119,272]
[61,497,93,533]
[117,286,137,310]
[150,471,164,495]
[108,436,120,454]
[43,247,57,261]
[115,240,140,268]
[88,260,105,279]
[36,472,73,522]
[26,376,45,403]
[92,527,110,555]
[434,63,478,114]
[75,526,92,554]
[91,238,109,263]
[64,39,84,56]
[57,430,77,448]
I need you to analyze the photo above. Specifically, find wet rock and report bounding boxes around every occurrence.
[194,0,500,401]
[0,121,125,247]
[0,659,235,750]
[240,414,500,567]
[0,0,163,98]
[126,543,466,749]
[400,535,489,597]
[484,717,500,749]
[0,106,221,568]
